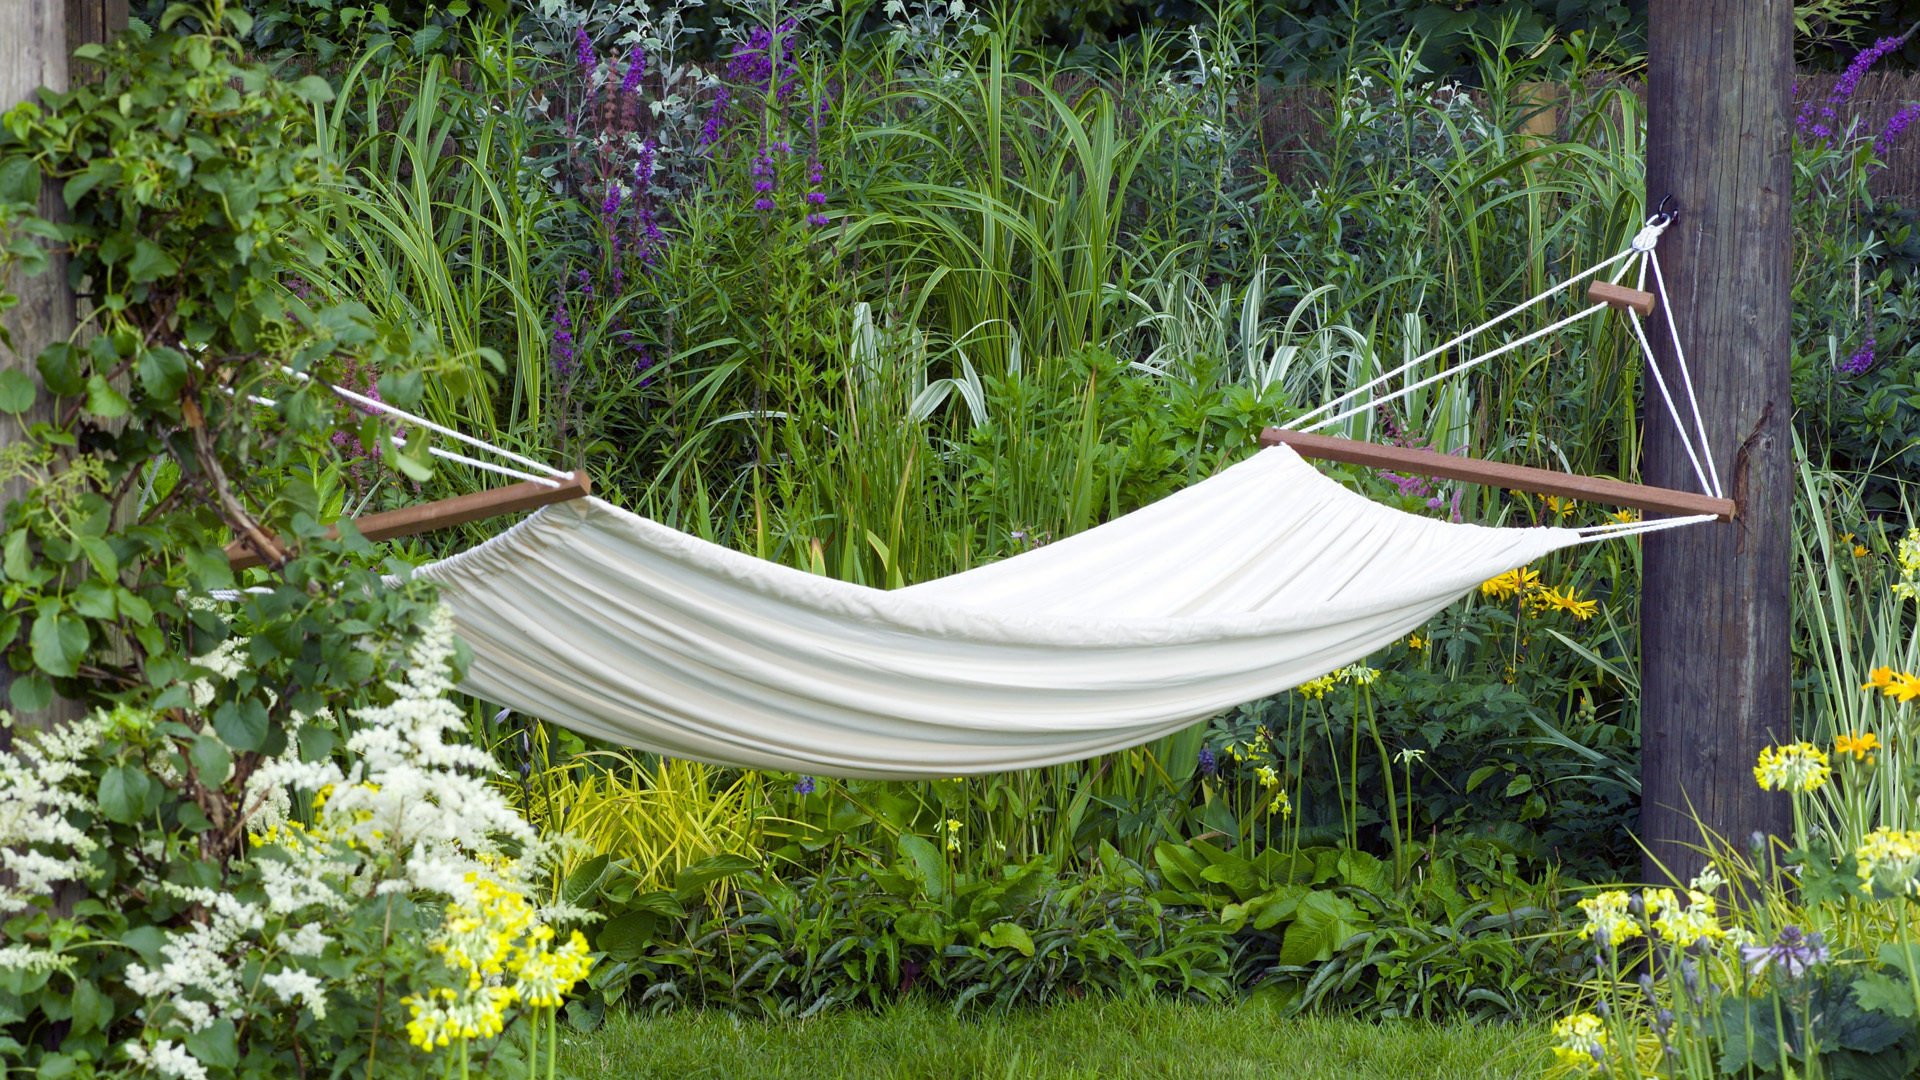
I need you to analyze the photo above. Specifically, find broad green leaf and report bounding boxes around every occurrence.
[29,611,87,677]
[212,698,269,753]
[98,765,154,824]
[0,369,34,413]
[126,238,180,283]
[895,833,946,903]
[980,922,1034,957]
[8,674,52,713]
[189,735,232,786]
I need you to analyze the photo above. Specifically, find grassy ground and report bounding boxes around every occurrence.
[557,998,1551,1079]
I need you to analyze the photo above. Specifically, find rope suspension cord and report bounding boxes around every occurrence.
[277,365,574,482]
[1290,246,1641,433]
[226,386,566,489]
[1274,208,1734,524]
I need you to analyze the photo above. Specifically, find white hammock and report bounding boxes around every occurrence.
[231,211,1722,778]
[415,446,1584,778]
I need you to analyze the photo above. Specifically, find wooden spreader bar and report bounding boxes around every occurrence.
[1587,281,1656,316]
[227,471,593,570]
[1259,429,1734,521]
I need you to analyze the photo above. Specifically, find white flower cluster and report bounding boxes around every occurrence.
[0,710,110,918]
[124,887,265,1032]
[124,1038,209,1080]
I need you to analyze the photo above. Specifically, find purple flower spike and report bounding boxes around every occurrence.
[1840,336,1876,376]
[1879,104,1920,156]
[552,291,576,379]
[698,90,731,149]
[1197,747,1218,778]
[575,28,596,75]
[806,212,829,227]
[621,45,647,94]
[793,776,816,795]
[754,197,777,212]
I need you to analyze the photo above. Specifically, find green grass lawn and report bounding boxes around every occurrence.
[557,999,1551,1079]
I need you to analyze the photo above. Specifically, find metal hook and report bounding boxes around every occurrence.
[1651,193,1678,226]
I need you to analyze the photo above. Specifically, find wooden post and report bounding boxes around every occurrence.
[0,1,124,730]
[1641,2,1793,883]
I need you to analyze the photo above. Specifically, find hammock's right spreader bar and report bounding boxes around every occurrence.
[1260,429,1735,521]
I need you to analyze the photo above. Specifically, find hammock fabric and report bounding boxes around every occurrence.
[418,445,1583,778]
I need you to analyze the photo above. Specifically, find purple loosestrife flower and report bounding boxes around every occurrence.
[575,28,596,76]
[551,292,576,379]
[1840,336,1876,375]
[1879,103,1920,156]
[1801,35,1908,143]
[793,776,816,795]
[620,45,647,94]
[698,89,730,149]
[1740,925,1828,979]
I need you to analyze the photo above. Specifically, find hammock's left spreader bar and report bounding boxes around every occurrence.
[226,472,593,571]
[1261,429,1734,521]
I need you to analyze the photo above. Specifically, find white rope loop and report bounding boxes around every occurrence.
[1291,247,1640,430]
[278,365,572,481]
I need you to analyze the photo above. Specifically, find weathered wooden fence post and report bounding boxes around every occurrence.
[1641,2,1795,882]
[0,0,125,732]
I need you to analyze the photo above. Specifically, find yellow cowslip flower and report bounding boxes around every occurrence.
[1835,731,1881,765]
[1256,765,1279,789]
[1339,664,1380,685]
[513,930,593,1009]
[1480,567,1541,601]
[945,818,963,852]
[1550,1012,1607,1072]
[1295,674,1338,700]
[1753,743,1831,793]
[1267,790,1292,817]
[1577,890,1641,945]
[1892,530,1918,600]
[1856,827,1920,896]
[1650,889,1722,947]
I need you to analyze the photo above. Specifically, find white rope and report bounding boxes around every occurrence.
[1291,248,1639,430]
[1623,254,1716,498]
[1571,513,1719,542]
[1647,249,1725,498]
[227,384,560,488]
[278,366,572,481]
[1302,301,1608,433]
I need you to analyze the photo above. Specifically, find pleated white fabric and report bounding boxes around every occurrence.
[417,445,1584,778]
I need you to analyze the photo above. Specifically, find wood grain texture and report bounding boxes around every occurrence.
[226,473,594,570]
[1587,281,1657,316]
[1641,0,1794,883]
[1259,429,1734,519]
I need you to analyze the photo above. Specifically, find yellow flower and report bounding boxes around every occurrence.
[1480,567,1541,601]
[945,818,963,852]
[1892,530,1919,600]
[1256,765,1279,789]
[1339,664,1379,685]
[1295,674,1339,700]
[1862,666,1920,703]
[1753,743,1831,793]
[1542,495,1578,520]
[1406,633,1426,650]
[1577,890,1641,945]
[1531,584,1598,621]
[1649,888,1722,947]
[1550,1012,1608,1072]
[1610,508,1639,525]
[1267,790,1292,817]
[1835,731,1881,765]
[1857,827,1920,896]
